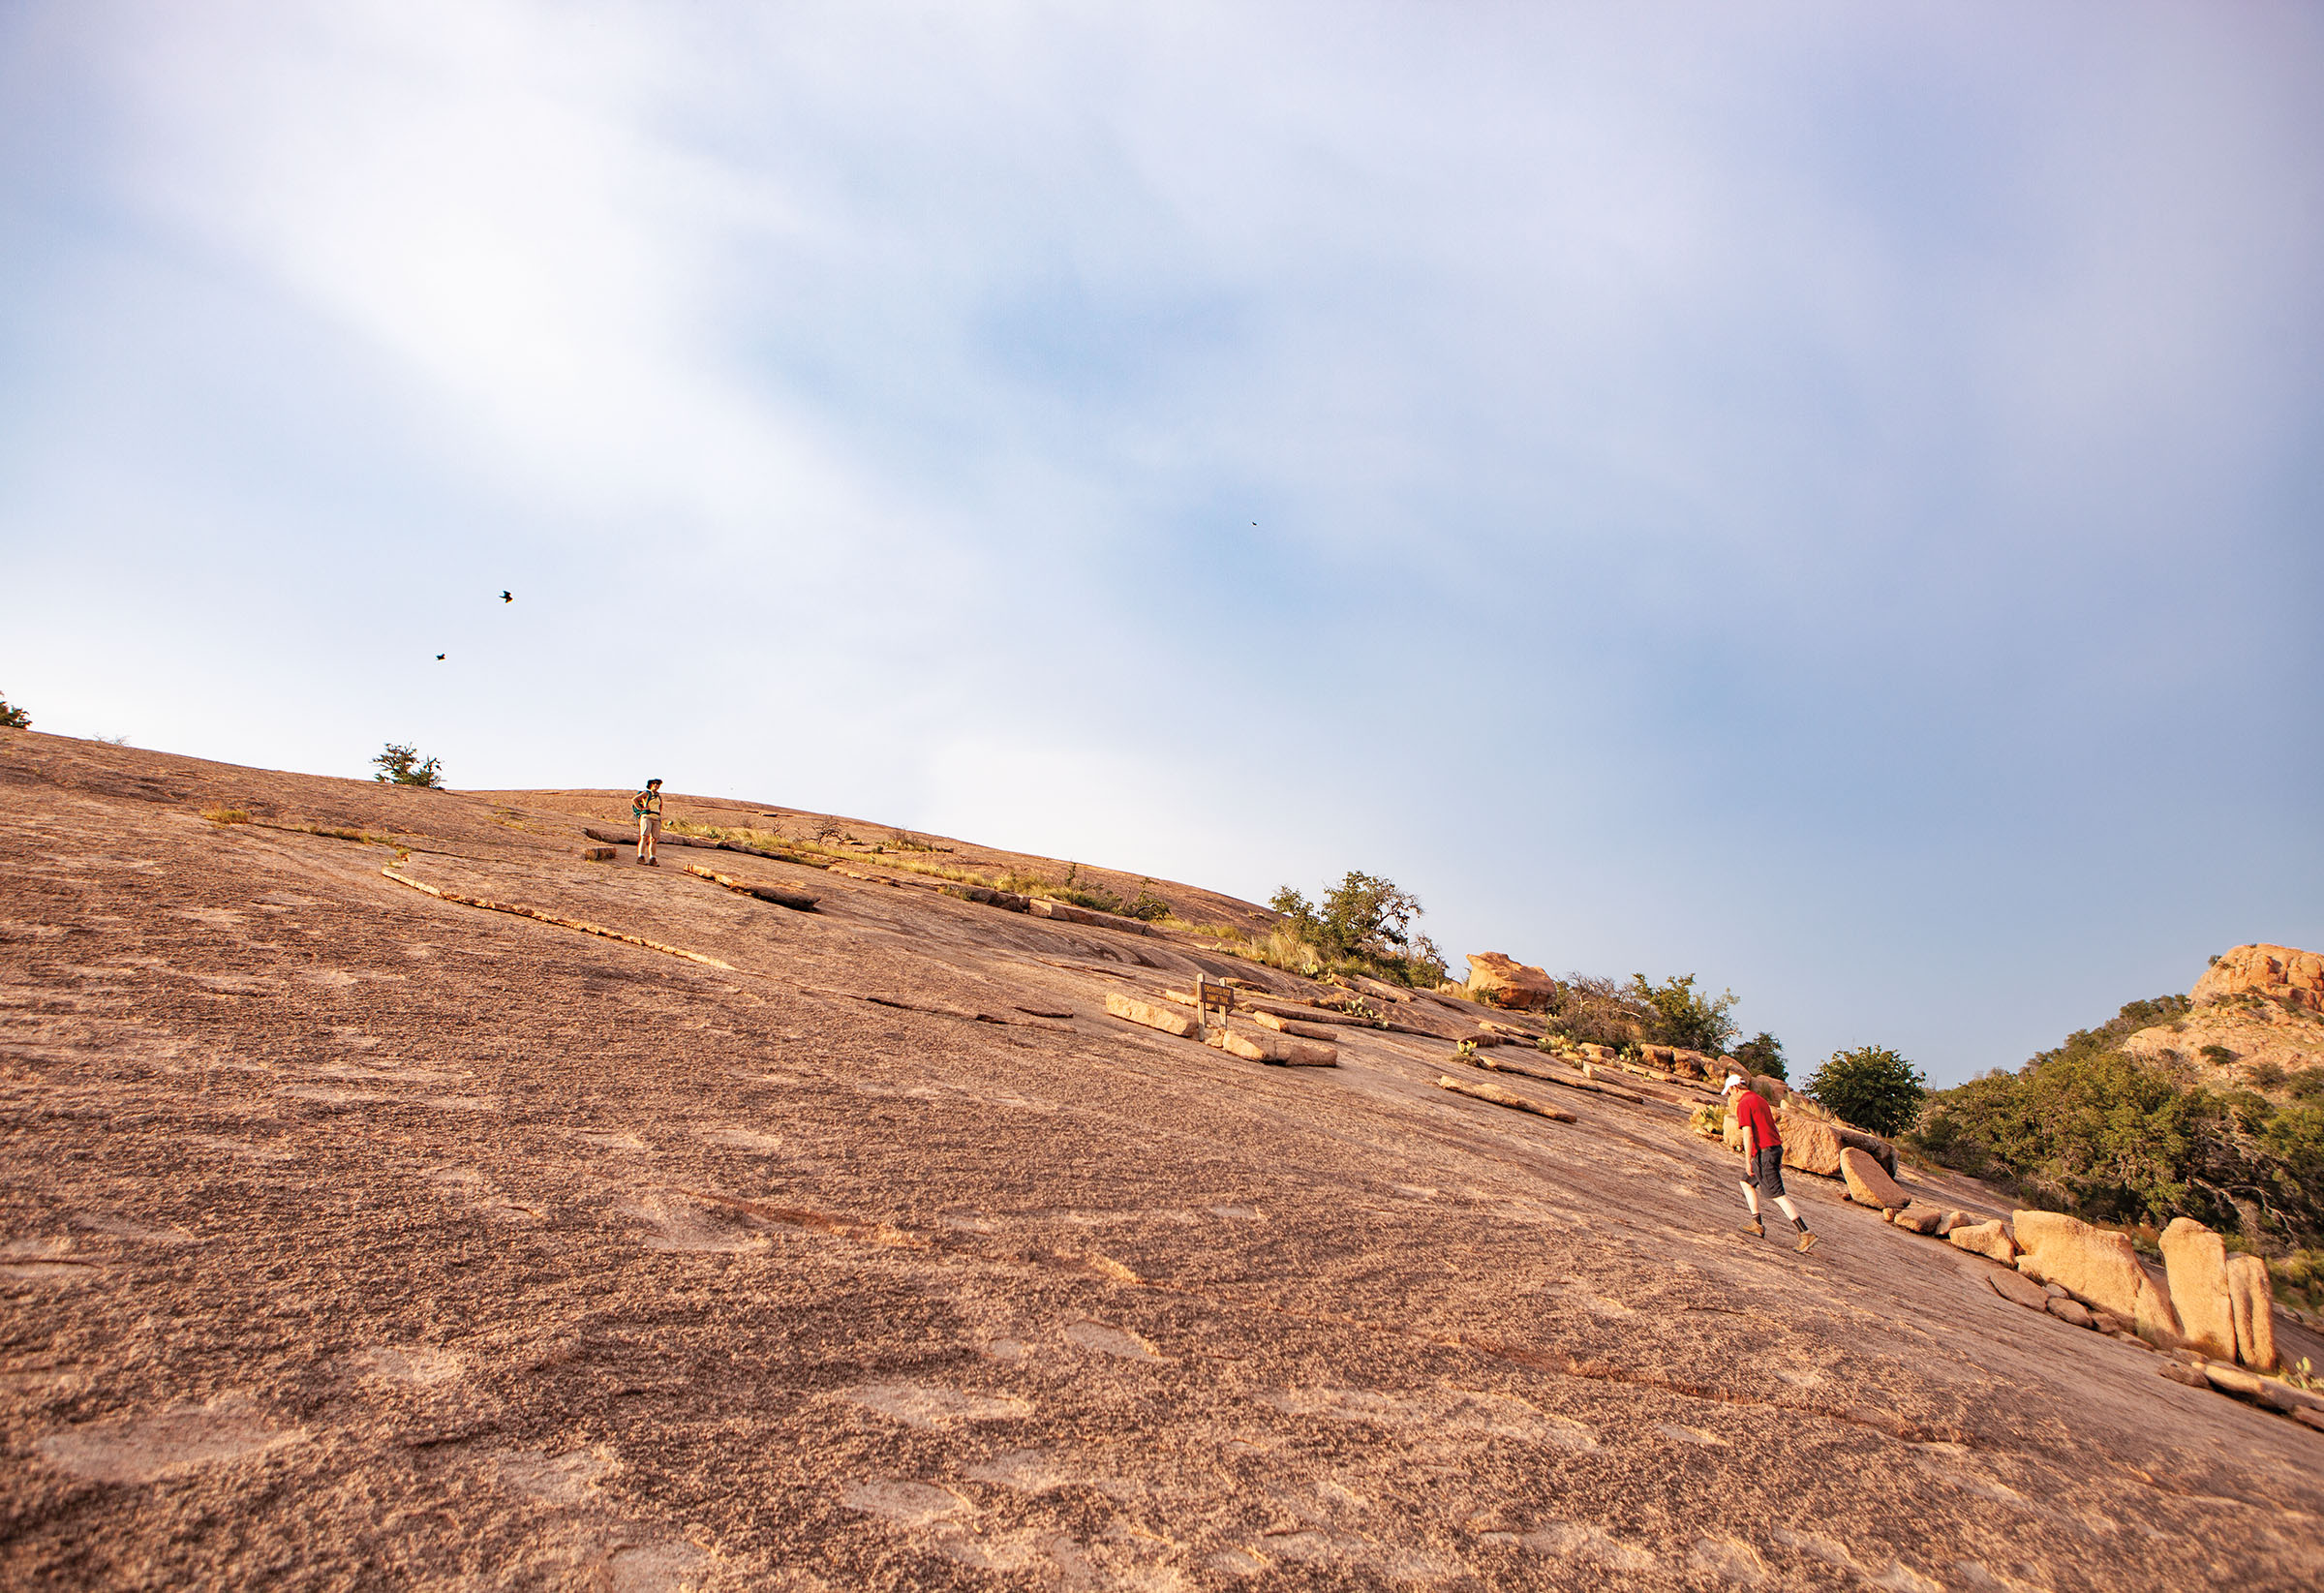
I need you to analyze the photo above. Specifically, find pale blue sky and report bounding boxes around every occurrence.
[5,2,2319,1084]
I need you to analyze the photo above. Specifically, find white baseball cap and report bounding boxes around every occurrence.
[1722,1073,1745,1093]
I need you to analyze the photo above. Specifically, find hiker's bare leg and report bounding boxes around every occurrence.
[1739,1181,1760,1217]
[1774,1195,1807,1230]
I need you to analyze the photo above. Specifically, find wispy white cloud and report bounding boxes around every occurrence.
[3,0,2319,1079]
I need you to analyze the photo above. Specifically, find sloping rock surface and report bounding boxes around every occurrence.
[1,733,2320,1591]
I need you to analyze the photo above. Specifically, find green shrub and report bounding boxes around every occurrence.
[371,743,444,787]
[1806,1045,1926,1138]
[1052,877,1171,922]
[0,692,27,729]
[2271,1249,2324,1311]
[1731,1031,1788,1080]
[2200,1044,2238,1065]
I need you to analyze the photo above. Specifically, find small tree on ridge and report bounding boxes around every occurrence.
[372,743,444,788]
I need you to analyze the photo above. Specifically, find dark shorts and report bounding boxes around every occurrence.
[1745,1147,1786,1196]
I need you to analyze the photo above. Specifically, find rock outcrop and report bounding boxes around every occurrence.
[1435,1075,1576,1121]
[2011,1210,2181,1346]
[2159,1217,2236,1362]
[2192,943,2324,1014]
[1840,1148,1910,1210]
[1031,898,1153,934]
[1463,954,1556,1012]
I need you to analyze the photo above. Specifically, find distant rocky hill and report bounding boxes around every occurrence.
[1911,943,2324,1273]
[2115,944,2324,1103]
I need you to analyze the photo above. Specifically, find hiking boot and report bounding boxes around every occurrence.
[1795,1232,1819,1255]
[1746,1217,1764,1238]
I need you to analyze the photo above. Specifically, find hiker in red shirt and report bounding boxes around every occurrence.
[1726,1071,1818,1254]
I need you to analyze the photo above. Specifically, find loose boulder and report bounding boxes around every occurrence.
[2047,1297,2095,1330]
[2011,1210,2182,1347]
[2227,1254,2278,1372]
[1988,1270,2051,1310]
[1840,1148,1911,1210]
[1218,1028,1338,1067]
[1463,953,1558,1012]
[2203,1361,2267,1398]
[1894,1203,1946,1235]
[1948,1220,2017,1264]
[1251,1010,1339,1040]
[1749,1075,1789,1107]
[1834,1124,1900,1179]
[1779,1113,1845,1177]
[2158,1217,2236,1363]
[1104,993,1202,1039]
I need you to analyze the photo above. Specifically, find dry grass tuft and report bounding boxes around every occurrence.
[201,807,252,825]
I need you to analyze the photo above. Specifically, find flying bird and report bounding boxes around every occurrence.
[436,654,445,661]
[500,591,511,603]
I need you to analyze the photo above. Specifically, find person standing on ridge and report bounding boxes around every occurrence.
[633,779,664,866]
[1728,1071,1817,1253]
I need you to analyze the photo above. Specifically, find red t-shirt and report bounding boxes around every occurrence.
[1732,1088,1781,1150]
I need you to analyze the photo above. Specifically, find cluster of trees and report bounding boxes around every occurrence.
[1540,969,1930,1135]
[1269,872,1447,987]
[1549,972,1743,1055]
[0,690,29,729]
[1908,996,2324,1246]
